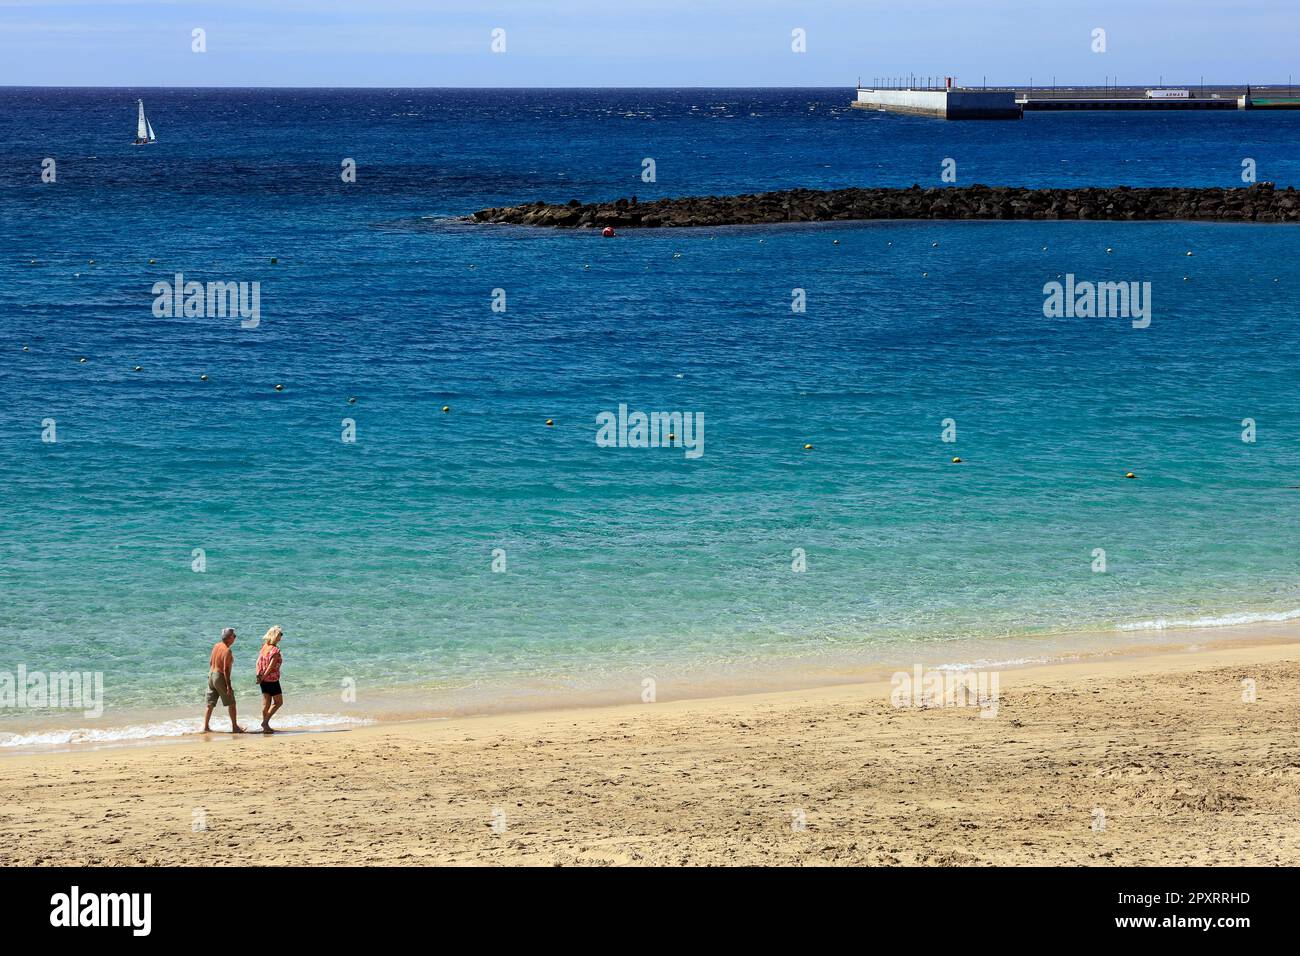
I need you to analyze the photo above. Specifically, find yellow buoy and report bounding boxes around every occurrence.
[803,443,813,450]
[545,419,554,426]
[441,405,450,413]
[952,457,962,463]
[1125,472,1137,479]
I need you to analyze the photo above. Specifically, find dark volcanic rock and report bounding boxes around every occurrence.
[470,183,1297,228]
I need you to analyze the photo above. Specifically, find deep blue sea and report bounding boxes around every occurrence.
[2,88,1299,745]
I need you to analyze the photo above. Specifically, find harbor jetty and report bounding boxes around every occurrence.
[470,183,1299,230]
[854,80,1300,119]
[852,84,1020,119]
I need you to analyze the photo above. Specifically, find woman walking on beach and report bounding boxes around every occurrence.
[255,626,285,733]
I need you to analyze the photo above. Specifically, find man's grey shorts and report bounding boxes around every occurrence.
[206,669,234,707]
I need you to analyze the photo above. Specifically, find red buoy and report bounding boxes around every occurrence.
[601,226,616,238]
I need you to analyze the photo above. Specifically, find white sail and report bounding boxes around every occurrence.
[137,100,147,140]
[146,118,155,142]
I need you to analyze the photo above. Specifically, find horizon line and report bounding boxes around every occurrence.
[2,82,1297,92]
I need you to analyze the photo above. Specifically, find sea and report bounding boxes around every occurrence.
[1,87,1298,748]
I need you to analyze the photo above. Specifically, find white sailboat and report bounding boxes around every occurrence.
[133,99,156,145]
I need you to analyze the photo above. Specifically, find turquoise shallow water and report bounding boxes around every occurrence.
[2,89,1299,743]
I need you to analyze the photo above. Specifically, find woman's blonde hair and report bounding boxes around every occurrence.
[262,626,283,646]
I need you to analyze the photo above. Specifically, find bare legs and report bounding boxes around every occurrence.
[261,693,283,732]
[201,702,243,733]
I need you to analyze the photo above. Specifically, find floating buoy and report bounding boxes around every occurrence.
[1185,251,1193,256]
[270,257,278,264]
[468,264,476,270]
[583,264,590,270]
[347,397,357,405]
[1106,247,1113,254]
[274,384,284,392]
[1041,246,1048,251]
[133,365,142,372]
[931,241,939,248]
[601,226,616,238]
[78,357,87,363]
[922,272,928,277]
[672,252,681,259]
[88,259,95,265]
[1125,472,1137,479]
[803,443,813,450]
[833,239,840,245]
[441,405,450,413]
[148,258,157,265]
[952,457,962,464]
[545,419,554,426]
[22,345,29,352]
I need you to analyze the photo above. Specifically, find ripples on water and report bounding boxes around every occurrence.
[1,89,1298,735]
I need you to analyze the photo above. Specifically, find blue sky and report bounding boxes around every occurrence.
[1,0,1296,87]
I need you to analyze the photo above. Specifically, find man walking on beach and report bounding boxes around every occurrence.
[203,627,244,733]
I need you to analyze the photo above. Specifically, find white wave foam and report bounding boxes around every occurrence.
[1117,608,1300,632]
[932,656,1055,672]
[0,712,371,750]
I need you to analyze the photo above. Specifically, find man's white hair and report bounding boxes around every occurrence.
[221,627,235,640]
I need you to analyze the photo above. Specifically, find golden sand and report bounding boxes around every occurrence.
[2,640,1298,866]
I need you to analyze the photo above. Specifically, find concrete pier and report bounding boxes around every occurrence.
[854,83,1300,117]
[1013,85,1300,111]
[852,87,1021,120]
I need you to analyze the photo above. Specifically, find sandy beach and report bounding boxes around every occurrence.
[2,638,1298,866]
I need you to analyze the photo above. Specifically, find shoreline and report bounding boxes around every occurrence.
[469,182,1300,229]
[4,638,1299,865]
[5,617,1298,758]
